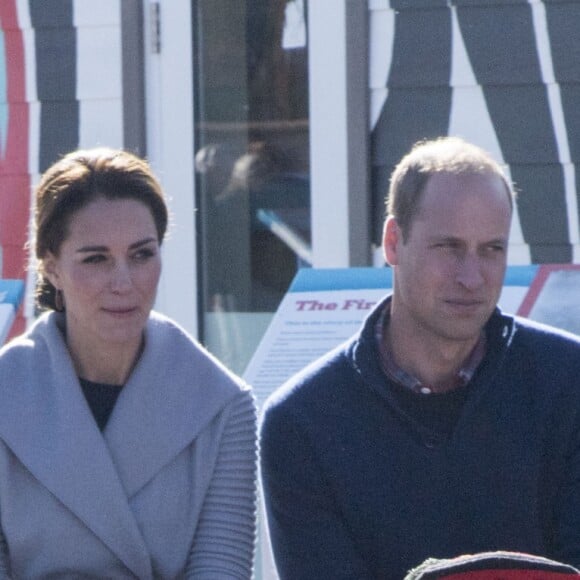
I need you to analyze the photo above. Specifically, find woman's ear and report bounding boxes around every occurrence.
[41,253,60,288]
[383,216,401,267]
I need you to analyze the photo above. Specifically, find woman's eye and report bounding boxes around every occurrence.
[133,248,155,261]
[82,254,106,264]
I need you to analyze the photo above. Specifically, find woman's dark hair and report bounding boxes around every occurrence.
[34,147,169,310]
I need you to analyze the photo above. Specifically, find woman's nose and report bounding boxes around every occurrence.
[109,261,133,292]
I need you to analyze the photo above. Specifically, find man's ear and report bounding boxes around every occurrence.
[383,216,401,266]
[41,253,61,288]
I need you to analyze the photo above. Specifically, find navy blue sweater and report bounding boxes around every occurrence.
[260,299,580,579]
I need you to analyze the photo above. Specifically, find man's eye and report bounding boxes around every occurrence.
[435,241,459,250]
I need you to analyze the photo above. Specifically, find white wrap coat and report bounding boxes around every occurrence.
[0,311,256,579]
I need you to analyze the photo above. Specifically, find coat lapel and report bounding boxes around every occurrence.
[104,313,243,498]
[0,314,153,579]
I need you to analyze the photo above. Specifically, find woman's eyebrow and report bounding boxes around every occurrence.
[76,237,157,254]
[76,245,108,254]
[129,237,157,249]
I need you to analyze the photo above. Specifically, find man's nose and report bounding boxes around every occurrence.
[456,253,484,290]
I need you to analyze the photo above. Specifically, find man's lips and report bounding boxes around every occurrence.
[445,299,484,306]
[443,298,486,313]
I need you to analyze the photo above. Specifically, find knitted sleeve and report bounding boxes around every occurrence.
[185,391,257,579]
[259,400,373,579]
[556,404,580,569]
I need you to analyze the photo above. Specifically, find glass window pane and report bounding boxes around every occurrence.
[193,0,310,374]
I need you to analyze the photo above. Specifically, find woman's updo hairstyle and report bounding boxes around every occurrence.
[34,148,168,310]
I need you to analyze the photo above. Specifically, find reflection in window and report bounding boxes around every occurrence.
[193,0,310,373]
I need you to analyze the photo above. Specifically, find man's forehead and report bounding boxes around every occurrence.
[419,171,512,209]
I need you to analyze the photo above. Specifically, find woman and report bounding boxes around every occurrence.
[0,148,257,578]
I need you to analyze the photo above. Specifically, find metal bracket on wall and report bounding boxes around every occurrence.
[150,2,161,54]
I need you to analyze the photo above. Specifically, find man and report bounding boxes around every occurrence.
[259,137,580,579]
[370,1,575,264]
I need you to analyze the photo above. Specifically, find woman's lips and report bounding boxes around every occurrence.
[102,307,138,317]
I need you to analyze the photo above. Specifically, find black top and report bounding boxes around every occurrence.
[388,379,470,438]
[79,378,123,431]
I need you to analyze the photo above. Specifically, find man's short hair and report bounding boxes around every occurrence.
[386,136,515,242]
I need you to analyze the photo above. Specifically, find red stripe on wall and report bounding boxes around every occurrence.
[0,0,31,340]
[517,264,580,318]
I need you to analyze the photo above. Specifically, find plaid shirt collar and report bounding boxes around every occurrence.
[375,298,487,395]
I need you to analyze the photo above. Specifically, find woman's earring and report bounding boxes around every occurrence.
[55,289,65,312]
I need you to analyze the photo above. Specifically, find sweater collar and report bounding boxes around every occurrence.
[349,295,516,401]
[374,297,487,395]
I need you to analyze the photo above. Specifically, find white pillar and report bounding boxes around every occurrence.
[308,0,370,268]
[145,0,198,337]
